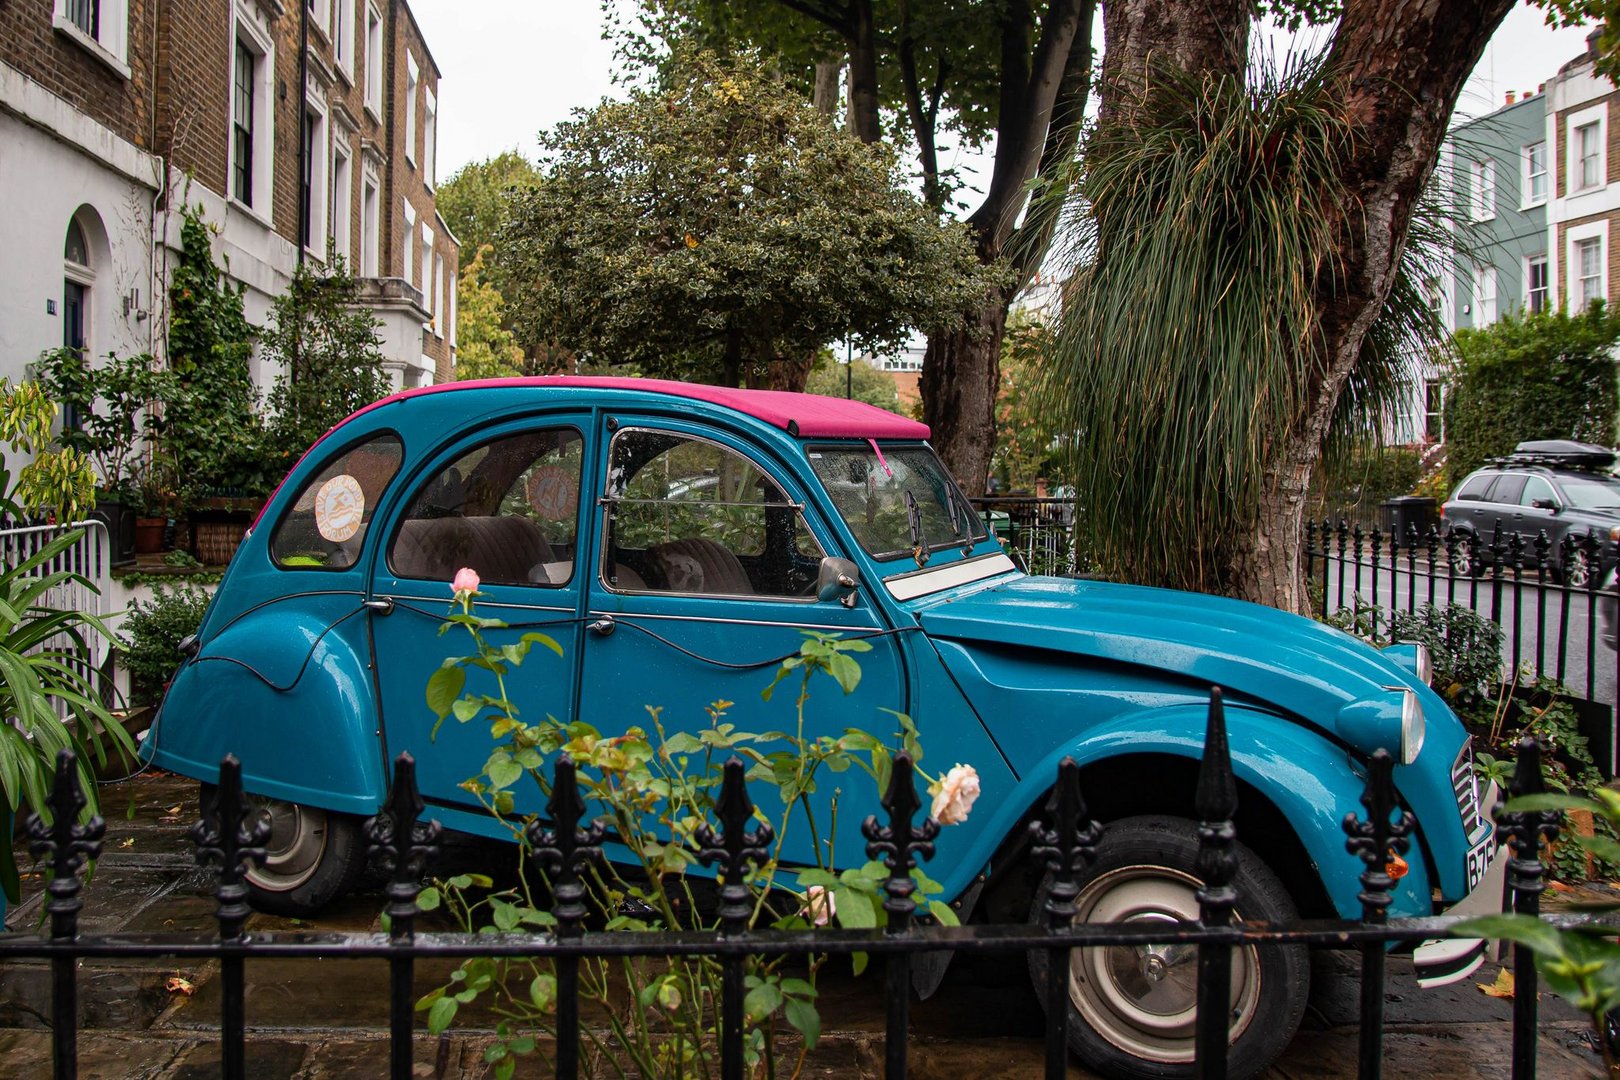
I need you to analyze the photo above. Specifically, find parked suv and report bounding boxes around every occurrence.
[148,377,1500,1080]
[1441,440,1620,585]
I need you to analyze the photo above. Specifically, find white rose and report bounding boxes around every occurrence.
[803,884,836,927]
[930,763,981,826]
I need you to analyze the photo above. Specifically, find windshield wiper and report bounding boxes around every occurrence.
[943,486,974,556]
[905,491,928,568]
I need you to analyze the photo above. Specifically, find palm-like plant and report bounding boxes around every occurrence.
[0,378,132,902]
[1039,56,1451,600]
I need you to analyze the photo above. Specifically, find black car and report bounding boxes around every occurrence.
[1440,440,1620,586]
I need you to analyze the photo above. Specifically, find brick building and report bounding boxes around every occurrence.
[0,0,459,404]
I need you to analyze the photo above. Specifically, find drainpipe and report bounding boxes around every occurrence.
[297,0,308,269]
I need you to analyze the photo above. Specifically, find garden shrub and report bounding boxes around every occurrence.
[120,585,210,708]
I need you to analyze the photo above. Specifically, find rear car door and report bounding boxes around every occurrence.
[370,415,591,823]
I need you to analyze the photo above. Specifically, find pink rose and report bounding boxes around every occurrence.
[451,567,481,601]
[930,763,981,826]
[803,884,836,927]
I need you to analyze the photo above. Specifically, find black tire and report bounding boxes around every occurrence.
[199,785,367,916]
[1027,816,1308,1080]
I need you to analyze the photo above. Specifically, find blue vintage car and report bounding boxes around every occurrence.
[146,377,1501,1079]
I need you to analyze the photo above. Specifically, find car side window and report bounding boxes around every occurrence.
[388,427,583,587]
[1488,474,1528,506]
[1521,476,1558,507]
[1456,474,1495,501]
[270,434,403,570]
[601,429,825,598]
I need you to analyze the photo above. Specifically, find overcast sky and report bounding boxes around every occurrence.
[410,2,1596,198]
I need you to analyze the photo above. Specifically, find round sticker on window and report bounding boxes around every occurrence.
[314,474,365,542]
[527,466,578,519]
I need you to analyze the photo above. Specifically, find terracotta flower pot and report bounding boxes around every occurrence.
[133,517,168,554]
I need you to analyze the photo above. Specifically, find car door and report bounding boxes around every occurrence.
[1515,474,1561,557]
[578,419,910,869]
[1481,472,1527,550]
[370,416,591,823]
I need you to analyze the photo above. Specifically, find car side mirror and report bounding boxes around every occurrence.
[1531,498,1559,512]
[816,557,860,607]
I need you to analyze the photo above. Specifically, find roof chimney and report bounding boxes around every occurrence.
[1507,90,1517,104]
[1590,28,1604,58]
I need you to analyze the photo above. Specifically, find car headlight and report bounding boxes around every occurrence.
[1397,686,1426,766]
[1336,686,1426,766]
[1382,641,1432,687]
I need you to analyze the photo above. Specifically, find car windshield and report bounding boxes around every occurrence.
[1559,475,1620,510]
[808,444,986,561]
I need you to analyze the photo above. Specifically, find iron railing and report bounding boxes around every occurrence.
[0,692,1580,1080]
[972,497,1089,577]
[1307,520,1620,767]
[0,519,112,715]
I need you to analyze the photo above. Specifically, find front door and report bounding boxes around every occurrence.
[370,416,590,825]
[577,419,910,869]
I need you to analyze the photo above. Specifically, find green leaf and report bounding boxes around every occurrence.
[521,631,565,657]
[826,652,862,694]
[426,665,466,720]
[1505,793,1593,814]
[487,758,523,790]
[415,886,442,912]
[743,981,783,1024]
[1453,913,1566,957]
[928,899,960,927]
[833,886,876,929]
[451,698,482,723]
[784,996,821,1047]
[530,974,557,1012]
[427,995,458,1034]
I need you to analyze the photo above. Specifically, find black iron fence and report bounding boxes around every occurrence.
[1307,520,1620,771]
[972,497,1091,577]
[0,696,1581,1080]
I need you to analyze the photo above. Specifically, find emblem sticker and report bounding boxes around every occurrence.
[314,474,365,542]
[527,465,578,519]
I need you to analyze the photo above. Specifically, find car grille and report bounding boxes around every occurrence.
[1452,738,1485,840]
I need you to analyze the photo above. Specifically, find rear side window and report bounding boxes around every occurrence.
[1488,474,1528,505]
[389,426,583,587]
[1455,473,1495,501]
[270,434,404,570]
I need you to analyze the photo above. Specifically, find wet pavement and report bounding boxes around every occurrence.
[0,769,1609,1079]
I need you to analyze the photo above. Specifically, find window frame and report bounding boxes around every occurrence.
[1472,265,1497,325]
[423,87,438,190]
[1523,140,1548,207]
[1526,254,1550,314]
[361,169,380,277]
[333,0,354,82]
[1568,105,1607,195]
[363,4,384,121]
[53,0,129,79]
[331,135,353,263]
[403,200,416,286]
[1468,159,1495,222]
[404,54,420,168]
[1569,221,1609,310]
[302,98,330,257]
[598,426,828,602]
[229,9,275,221]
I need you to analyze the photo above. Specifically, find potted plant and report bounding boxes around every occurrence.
[0,378,134,916]
[33,348,175,567]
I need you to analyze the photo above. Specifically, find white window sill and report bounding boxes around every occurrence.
[365,100,382,125]
[52,16,131,80]
[336,62,354,87]
[1572,183,1608,197]
[1520,197,1547,211]
[228,196,274,232]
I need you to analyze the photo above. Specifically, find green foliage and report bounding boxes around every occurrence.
[803,354,900,412]
[420,594,966,1076]
[0,378,96,524]
[450,246,525,381]
[1534,0,1620,83]
[117,585,210,709]
[1386,604,1504,715]
[262,253,390,465]
[505,50,998,388]
[33,349,174,502]
[993,315,1066,491]
[436,153,540,308]
[1312,446,1425,522]
[1442,305,1620,489]
[159,207,267,503]
[1044,58,1446,594]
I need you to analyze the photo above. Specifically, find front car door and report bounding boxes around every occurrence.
[578,419,909,868]
[370,415,591,833]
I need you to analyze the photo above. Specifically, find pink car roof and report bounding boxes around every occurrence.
[355,375,931,440]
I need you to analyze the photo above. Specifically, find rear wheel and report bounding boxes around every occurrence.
[199,785,366,916]
[1450,533,1480,577]
[1563,545,1597,589]
[1027,816,1308,1080]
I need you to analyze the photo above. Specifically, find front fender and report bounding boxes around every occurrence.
[143,594,385,815]
[950,704,1432,920]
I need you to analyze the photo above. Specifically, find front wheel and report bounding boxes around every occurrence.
[1027,816,1308,1080]
[199,785,367,916]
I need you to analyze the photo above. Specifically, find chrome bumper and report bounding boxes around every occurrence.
[1412,839,1510,989]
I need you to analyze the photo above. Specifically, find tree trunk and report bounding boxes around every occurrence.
[744,354,815,393]
[812,55,843,116]
[920,294,1010,495]
[1094,0,1514,612]
[847,0,881,143]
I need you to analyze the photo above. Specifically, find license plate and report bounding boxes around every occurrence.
[1466,834,1494,893]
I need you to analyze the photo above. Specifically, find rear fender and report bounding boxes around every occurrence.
[143,594,385,816]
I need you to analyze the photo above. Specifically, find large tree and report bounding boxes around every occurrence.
[504,51,993,389]
[619,0,1097,493]
[1049,0,1515,611]
[436,152,543,359]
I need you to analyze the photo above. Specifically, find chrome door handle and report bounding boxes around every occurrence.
[588,615,616,636]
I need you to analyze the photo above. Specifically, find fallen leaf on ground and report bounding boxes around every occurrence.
[1479,969,1515,999]
[1549,880,1573,892]
[117,838,134,848]
[165,977,194,996]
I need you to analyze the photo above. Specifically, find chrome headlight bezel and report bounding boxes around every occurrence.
[1397,686,1426,765]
